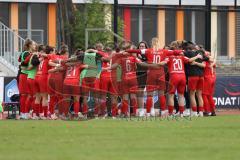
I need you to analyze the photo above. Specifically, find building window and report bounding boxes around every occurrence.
[18,3,47,44]
[143,9,157,46]
[0,3,10,26]
[184,10,205,46]
[31,3,48,44]
[18,3,27,29]
[165,10,176,45]
[217,11,228,56]
[131,8,139,45]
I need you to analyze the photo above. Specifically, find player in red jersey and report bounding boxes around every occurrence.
[33,45,47,119]
[18,39,34,119]
[202,51,217,116]
[48,45,68,119]
[62,50,89,119]
[165,41,202,117]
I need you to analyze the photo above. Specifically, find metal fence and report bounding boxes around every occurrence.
[17,29,44,44]
[0,21,25,73]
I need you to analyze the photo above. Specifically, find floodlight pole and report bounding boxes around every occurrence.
[113,0,118,47]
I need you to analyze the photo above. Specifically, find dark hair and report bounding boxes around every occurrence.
[137,41,149,49]
[60,44,68,55]
[45,45,54,54]
[37,44,45,52]
[120,41,132,50]
[74,48,84,56]
[31,54,40,66]
[23,39,33,51]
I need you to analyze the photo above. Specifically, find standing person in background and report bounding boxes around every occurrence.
[18,39,34,119]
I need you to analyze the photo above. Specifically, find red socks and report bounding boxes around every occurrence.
[192,106,197,112]
[179,106,184,114]
[112,104,118,117]
[121,100,128,115]
[82,104,88,115]
[146,96,152,113]
[43,105,48,117]
[49,95,57,114]
[168,106,174,115]
[74,102,80,115]
[159,95,166,111]
[20,95,27,113]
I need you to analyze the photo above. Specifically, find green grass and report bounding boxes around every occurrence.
[0,116,240,160]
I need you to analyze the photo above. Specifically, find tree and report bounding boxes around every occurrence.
[57,0,124,52]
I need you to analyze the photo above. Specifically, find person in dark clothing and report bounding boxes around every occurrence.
[184,43,206,117]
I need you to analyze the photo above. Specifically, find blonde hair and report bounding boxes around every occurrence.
[151,37,161,51]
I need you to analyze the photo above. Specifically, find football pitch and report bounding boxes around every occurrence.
[0,115,240,160]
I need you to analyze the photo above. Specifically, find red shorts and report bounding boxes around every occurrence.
[100,75,118,95]
[188,76,204,91]
[63,79,81,95]
[168,74,186,94]
[121,75,138,94]
[18,73,29,94]
[146,71,166,91]
[81,77,100,95]
[35,74,48,93]
[27,78,38,95]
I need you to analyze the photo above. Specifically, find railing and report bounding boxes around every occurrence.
[17,29,44,44]
[0,21,25,74]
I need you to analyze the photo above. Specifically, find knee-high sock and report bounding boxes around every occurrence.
[42,105,48,117]
[203,94,210,113]
[209,95,216,112]
[159,95,166,111]
[35,104,40,116]
[168,106,174,115]
[74,101,80,115]
[25,96,32,113]
[121,100,128,115]
[179,106,185,114]
[49,95,57,114]
[146,96,152,113]
[111,103,118,117]
[82,104,88,115]
[20,95,27,114]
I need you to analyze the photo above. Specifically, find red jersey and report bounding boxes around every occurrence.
[120,55,141,76]
[165,55,189,74]
[101,61,111,77]
[36,57,49,75]
[64,64,83,81]
[203,61,213,77]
